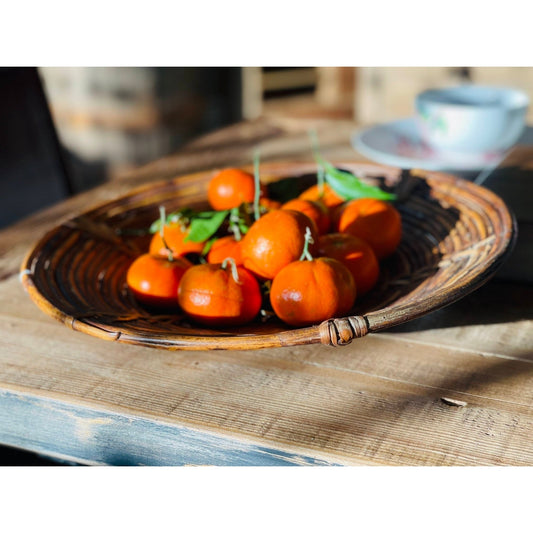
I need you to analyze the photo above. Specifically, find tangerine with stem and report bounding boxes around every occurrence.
[178,258,262,326]
[149,222,204,258]
[240,209,319,280]
[270,228,356,327]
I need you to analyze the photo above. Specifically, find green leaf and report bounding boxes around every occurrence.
[184,210,229,243]
[309,129,397,202]
[194,210,223,219]
[201,237,218,256]
[149,218,163,234]
[323,163,397,202]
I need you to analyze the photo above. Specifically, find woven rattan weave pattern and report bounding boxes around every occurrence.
[20,162,516,350]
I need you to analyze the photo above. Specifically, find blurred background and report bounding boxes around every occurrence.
[2,66,533,229]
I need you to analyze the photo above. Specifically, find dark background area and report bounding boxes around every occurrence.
[0,67,72,227]
[0,444,70,466]
[0,67,243,229]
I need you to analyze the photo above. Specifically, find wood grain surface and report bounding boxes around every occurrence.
[1,116,532,465]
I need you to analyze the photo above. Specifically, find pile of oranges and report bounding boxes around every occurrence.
[126,166,402,328]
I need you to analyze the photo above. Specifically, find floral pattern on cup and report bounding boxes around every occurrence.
[419,108,447,134]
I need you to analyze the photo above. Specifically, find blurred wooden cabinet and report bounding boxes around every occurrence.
[40,67,242,176]
[37,67,533,190]
[242,67,356,119]
[244,67,533,125]
[242,67,471,121]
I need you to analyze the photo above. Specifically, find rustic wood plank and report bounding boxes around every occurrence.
[1,271,532,465]
[2,330,533,466]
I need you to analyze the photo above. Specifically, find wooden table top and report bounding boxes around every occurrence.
[1,116,532,466]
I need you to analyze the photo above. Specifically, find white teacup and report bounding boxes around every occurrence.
[415,85,529,154]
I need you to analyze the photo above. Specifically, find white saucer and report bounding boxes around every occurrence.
[352,118,505,173]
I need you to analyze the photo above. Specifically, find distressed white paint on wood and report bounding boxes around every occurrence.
[0,390,338,466]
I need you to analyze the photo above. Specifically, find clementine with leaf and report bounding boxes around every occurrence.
[336,198,402,259]
[177,260,262,326]
[149,222,205,258]
[240,209,319,280]
[127,254,192,308]
[318,233,379,296]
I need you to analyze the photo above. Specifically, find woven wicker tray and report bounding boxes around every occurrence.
[20,162,516,351]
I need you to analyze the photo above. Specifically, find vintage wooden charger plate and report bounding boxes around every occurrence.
[21,162,516,351]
